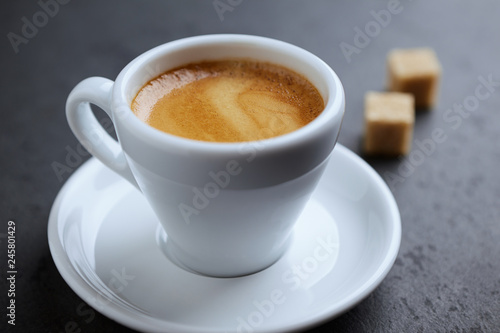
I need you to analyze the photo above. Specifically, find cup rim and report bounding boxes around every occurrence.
[112,34,344,155]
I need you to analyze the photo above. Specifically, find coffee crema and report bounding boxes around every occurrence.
[131,59,324,142]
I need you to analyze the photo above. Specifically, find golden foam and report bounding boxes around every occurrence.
[131,60,324,142]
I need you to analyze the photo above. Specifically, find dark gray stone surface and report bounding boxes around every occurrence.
[1,0,499,332]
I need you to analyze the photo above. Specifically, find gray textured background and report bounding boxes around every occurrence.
[1,0,500,332]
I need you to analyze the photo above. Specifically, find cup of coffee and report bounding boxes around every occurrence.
[66,34,345,277]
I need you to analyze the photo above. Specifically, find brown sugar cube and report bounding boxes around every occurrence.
[387,48,441,109]
[364,92,414,156]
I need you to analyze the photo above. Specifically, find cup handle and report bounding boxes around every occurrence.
[66,77,139,190]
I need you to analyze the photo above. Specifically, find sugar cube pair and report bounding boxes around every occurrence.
[364,48,441,155]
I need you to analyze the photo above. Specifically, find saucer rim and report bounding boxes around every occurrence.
[295,144,402,331]
[47,144,401,333]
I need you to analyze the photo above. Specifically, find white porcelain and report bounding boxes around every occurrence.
[48,144,401,333]
[65,34,345,277]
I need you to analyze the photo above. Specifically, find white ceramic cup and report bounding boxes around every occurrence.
[66,34,345,277]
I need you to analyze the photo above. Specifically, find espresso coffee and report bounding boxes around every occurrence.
[131,59,324,142]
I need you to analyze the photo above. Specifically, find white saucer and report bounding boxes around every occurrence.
[48,144,401,333]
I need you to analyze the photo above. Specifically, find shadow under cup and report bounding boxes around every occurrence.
[110,35,345,277]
